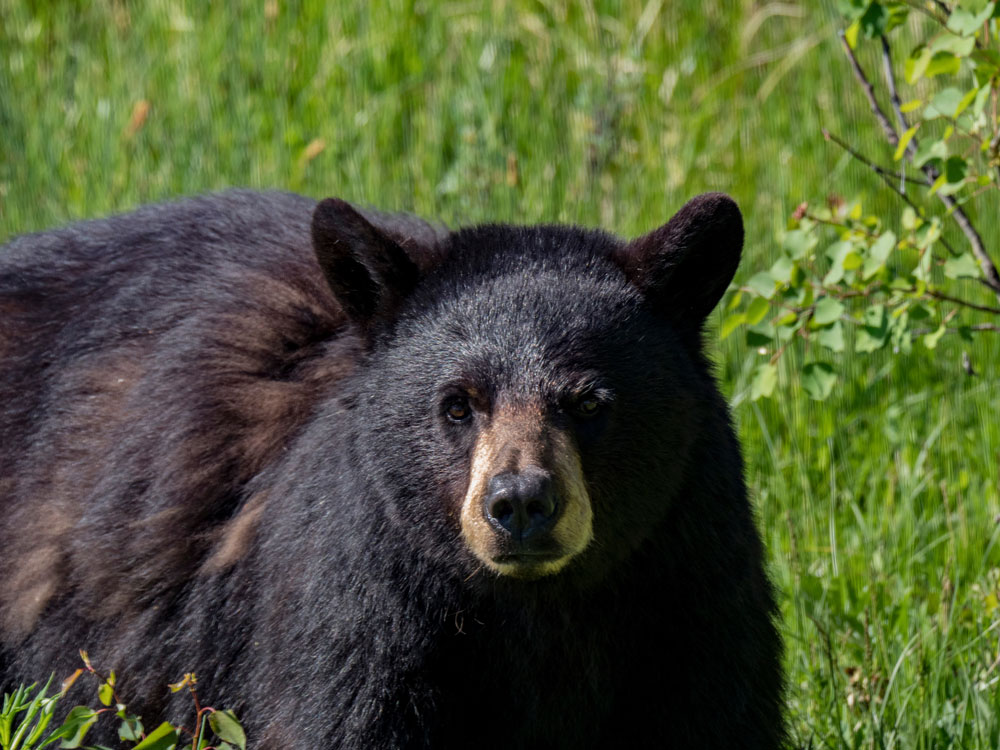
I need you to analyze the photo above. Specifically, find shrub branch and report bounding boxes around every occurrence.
[838,31,1000,302]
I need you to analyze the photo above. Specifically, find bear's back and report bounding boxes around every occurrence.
[0,191,351,663]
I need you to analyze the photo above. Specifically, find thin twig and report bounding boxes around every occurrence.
[822,129,924,186]
[877,35,1000,293]
[839,32,898,145]
[898,0,950,26]
[991,87,1000,186]
[823,129,961,257]
[911,323,1000,335]
[926,288,1000,315]
[880,36,916,162]
[804,211,883,237]
[842,34,1000,301]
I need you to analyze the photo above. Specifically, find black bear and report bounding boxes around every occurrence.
[0,190,784,748]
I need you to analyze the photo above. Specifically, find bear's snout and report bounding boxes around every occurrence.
[483,469,560,544]
[459,405,593,578]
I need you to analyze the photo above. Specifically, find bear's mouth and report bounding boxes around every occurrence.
[488,550,574,579]
[492,551,562,565]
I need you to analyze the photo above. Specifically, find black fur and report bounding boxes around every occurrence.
[0,190,784,748]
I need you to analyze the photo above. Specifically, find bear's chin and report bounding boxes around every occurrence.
[487,553,574,580]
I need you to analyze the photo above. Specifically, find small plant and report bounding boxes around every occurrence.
[727,0,1000,400]
[0,653,245,750]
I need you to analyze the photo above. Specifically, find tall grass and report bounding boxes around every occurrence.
[1,1,997,746]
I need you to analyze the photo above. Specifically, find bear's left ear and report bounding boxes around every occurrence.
[612,192,743,331]
[312,198,428,336]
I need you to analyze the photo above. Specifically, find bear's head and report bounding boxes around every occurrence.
[311,194,743,583]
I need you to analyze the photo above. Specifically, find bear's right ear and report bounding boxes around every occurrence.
[611,192,743,335]
[312,198,425,335]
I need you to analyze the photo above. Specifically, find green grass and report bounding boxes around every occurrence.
[1,1,998,747]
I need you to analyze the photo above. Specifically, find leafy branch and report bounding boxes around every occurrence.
[1,654,246,750]
[726,0,1000,401]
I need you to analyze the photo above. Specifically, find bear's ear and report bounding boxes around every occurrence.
[612,192,743,331]
[312,198,426,335]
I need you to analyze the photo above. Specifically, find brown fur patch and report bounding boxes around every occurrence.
[0,349,149,638]
[200,492,269,575]
[0,272,353,630]
[460,404,593,577]
[0,506,72,639]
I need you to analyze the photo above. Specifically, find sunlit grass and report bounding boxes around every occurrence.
[1,1,997,747]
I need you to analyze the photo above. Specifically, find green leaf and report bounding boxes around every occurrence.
[208,710,246,750]
[844,18,861,48]
[945,154,968,182]
[870,230,896,262]
[796,283,814,309]
[884,2,909,31]
[912,137,947,167]
[889,311,913,354]
[131,721,179,750]
[923,323,947,349]
[789,262,805,288]
[813,297,846,326]
[720,312,746,340]
[856,304,889,352]
[44,706,98,748]
[823,241,853,285]
[962,0,993,13]
[769,255,795,284]
[929,172,948,195]
[923,87,964,119]
[746,271,777,299]
[905,46,932,83]
[815,320,846,352]
[801,362,838,400]
[973,82,992,117]
[933,155,968,195]
[930,34,977,57]
[943,252,981,279]
[894,125,918,160]
[837,0,868,20]
[97,683,113,707]
[782,229,816,259]
[746,328,771,348]
[972,48,1000,77]
[842,251,863,270]
[954,87,979,118]
[899,98,923,113]
[914,218,942,250]
[118,714,144,742]
[901,206,921,230]
[925,52,961,78]
[750,363,778,400]
[859,1,888,38]
[863,230,896,278]
[773,311,798,328]
[947,2,995,35]
[745,296,771,326]
[726,290,743,311]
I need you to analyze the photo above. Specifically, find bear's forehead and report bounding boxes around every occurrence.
[406,262,638,344]
[382,262,651,395]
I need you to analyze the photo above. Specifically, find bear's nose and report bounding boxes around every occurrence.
[483,470,559,542]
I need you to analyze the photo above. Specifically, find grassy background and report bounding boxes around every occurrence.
[1,0,998,747]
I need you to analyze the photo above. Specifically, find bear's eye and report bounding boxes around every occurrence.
[445,398,472,423]
[574,397,602,418]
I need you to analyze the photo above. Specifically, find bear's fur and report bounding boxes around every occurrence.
[0,190,784,748]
